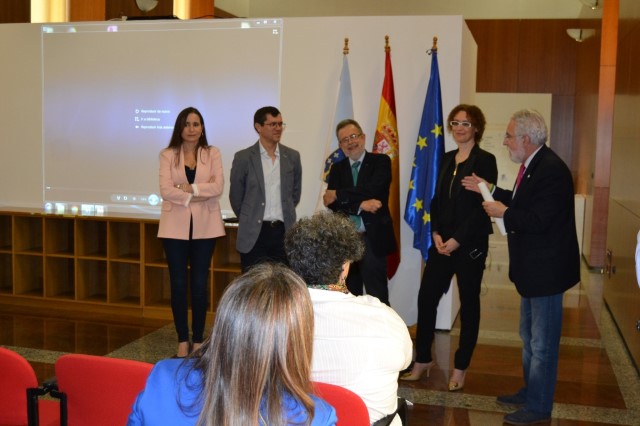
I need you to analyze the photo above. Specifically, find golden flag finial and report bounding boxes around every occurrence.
[384,35,390,53]
[343,38,349,55]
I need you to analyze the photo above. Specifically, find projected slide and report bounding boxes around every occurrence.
[42,19,282,215]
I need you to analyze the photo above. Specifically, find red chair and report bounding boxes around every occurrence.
[0,347,60,426]
[54,354,153,426]
[313,381,369,426]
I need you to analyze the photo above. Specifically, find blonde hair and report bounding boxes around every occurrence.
[193,263,315,426]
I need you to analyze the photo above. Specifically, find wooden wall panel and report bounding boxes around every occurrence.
[105,0,174,21]
[69,0,106,22]
[517,20,578,95]
[189,0,215,19]
[466,19,595,182]
[466,20,519,93]
[0,0,30,23]
[550,95,575,173]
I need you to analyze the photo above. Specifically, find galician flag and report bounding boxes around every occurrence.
[316,39,354,211]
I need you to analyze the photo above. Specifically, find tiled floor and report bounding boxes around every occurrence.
[1,241,639,425]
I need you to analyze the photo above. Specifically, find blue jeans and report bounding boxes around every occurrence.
[519,293,563,414]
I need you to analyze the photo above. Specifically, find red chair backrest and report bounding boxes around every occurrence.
[0,347,38,425]
[55,354,153,426]
[313,381,369,426]
[0,347,59,426]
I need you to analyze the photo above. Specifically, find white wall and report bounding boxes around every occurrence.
[216,0,598,20]
[278,16,475,323]
[0,16,475,324]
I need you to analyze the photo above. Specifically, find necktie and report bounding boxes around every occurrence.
[350,161,362,229]
[515,164,526,189]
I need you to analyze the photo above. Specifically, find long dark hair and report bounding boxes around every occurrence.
[167,107,210,166]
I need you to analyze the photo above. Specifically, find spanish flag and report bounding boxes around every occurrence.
[372,35,400,279]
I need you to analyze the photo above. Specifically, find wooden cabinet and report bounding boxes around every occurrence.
[0,209,241,319]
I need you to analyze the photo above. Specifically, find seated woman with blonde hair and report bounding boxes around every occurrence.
[128,263,337,426]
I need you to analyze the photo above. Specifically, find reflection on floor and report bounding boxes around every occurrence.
[1,254,639,425]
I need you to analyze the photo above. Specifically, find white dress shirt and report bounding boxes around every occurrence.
[309,288,413,425]
[259,142,284,222]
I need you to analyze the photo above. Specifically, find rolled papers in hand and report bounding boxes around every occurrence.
[478,182,507,236]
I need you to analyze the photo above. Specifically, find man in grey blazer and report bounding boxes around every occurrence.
[229,106,302,272]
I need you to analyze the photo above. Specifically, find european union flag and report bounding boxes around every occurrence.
[403,45,444,261]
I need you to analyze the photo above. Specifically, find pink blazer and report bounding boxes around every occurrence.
[157,146,225,240]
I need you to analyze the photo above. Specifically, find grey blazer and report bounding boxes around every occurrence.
[229,141,302,253]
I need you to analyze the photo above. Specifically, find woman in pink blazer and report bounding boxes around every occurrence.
[158,107,225,358]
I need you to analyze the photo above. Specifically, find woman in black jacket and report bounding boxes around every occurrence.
[401,104,498,392]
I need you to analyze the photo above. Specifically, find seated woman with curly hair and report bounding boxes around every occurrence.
[285,211,412,426]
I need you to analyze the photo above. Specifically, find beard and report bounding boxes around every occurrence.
[508,145,526,164]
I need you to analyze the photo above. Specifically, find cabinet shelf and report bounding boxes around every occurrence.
[0,252,13,294]
[45,256,74,299]
[0,213,11,250]
[0,209,241,320]
[14,216,43,253]
[213,262,242,273]
[76,219,107,257]
[109,221,140,261]
[45,217,74,255]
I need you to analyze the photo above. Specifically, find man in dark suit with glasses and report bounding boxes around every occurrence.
[323,118,397,305]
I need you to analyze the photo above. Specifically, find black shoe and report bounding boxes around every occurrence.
[497,391,526,409]
[503,408,551,425]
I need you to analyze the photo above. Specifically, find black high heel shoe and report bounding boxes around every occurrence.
[172,341,190,358]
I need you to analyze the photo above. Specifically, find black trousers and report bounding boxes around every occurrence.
[346,233,390,305]
[240,221,287,272]
[414,244,487,370]
[162,237,216,343]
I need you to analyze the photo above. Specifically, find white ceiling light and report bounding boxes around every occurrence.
[566,28,597,42]
[580,0,601,10]
[136,0,159,12]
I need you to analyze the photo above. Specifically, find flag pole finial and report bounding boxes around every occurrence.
[343,38,349,55]
[384,35,390,53]
[432,36,438,52]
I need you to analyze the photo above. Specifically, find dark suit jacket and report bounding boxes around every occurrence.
[493,145,580,298]
[229,141,302,253]
[326,151,397,257]
[431,144,497,247]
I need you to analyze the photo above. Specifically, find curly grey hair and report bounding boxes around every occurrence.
[285,211,365,287]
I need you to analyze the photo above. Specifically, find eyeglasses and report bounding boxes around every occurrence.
[263,122,286,129]
[449,121,473,128]
[339,133,362,145]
